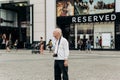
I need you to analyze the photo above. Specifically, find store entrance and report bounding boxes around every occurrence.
[0,27,26,49]
[77,23,94,50]
[0,1,33,49]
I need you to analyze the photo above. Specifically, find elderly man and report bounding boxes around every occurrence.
[53,28,69,80]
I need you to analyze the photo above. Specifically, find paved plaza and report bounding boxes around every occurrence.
[0,50,120,80]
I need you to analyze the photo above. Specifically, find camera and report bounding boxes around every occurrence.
[53,54,58,57]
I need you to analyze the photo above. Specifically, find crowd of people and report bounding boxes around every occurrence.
[32,37,53,54]
[0,33,115,54]
[0,33,18,52]
[0,33,54,54]
[77,38,92,52]
[95,36,114,49]
[77,35,114,52]
[0,28,70,80]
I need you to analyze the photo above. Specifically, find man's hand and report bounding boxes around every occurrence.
[64,60,68,67]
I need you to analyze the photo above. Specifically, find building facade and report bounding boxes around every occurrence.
[56,0,120,50]
[0,0,55,48]
[0,0,120,50]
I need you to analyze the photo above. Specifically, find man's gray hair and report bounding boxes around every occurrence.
[54,28,62,36]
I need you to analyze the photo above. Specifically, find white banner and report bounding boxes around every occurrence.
[102,33,111,47]
[116,0,120,12]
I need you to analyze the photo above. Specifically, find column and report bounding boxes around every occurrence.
[75,24,78,49]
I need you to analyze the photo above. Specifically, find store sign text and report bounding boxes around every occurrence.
[72,14,116,23]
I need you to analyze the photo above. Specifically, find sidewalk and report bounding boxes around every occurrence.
[0,49,120,55]
[0,49,32,54]
[0,50,120,80]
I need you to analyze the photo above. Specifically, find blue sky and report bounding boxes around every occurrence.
[83,0,114,4]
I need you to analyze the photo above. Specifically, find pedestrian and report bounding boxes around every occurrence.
[40,42,44,54]
[77,39,83,51]
[53,28,69,80]
[86,39,91,53]
[0,34,2,49]
[39,37,44,54]
[82,36,87,50]
[95,36,99,48]
[6,39,10,52]
[99,36,102,49]
[14,39,18,50]
[110,36,114,49]
[47,39,53,53]
[1,33,6,49]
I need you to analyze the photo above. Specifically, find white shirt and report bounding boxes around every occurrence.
[54,37,69,60]
[96,38,99,43]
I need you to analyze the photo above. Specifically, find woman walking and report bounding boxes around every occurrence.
[39,37,44,54]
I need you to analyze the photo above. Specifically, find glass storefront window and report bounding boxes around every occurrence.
[94,22,115,49]
[77,23,94,50]
[69,22,115,50]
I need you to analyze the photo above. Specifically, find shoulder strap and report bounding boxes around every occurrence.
[56,37,61,54]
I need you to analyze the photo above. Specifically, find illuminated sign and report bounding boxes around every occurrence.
[56,0,120,24]
[72,14,116,23]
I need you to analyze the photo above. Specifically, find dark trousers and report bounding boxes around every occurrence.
[54,60,69,80]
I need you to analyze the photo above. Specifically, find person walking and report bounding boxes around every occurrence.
[95,36,99,48]
[86,39,91,53]
[110,36,114,49]
[6,39,10,52]
[1,34,6,49]
[39,37,44,54]
[47,39,53,53]
[0,34,2,49]
[99,36,102,49]
[77,39,83,51]
[40,42,44,54]
[53,28,69,80]
[14,39,18,50]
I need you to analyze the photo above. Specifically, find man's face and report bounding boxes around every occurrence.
[53,31,60,40]
[53,31,58,39]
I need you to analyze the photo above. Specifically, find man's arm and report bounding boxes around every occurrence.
[63,39,69,66]
[64,39,69,60]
